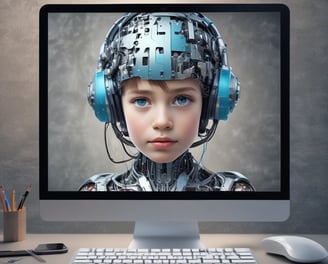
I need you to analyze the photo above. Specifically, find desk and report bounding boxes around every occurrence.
[1,234,327,264]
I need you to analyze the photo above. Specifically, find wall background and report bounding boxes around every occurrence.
[0,0,327,234]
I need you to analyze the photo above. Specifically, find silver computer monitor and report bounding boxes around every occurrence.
[39,3,290,248]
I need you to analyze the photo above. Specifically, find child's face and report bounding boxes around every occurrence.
[122,78,202,163]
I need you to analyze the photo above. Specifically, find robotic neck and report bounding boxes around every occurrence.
[131,152,197,191]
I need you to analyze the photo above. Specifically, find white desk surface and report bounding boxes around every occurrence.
[1,234,327,264]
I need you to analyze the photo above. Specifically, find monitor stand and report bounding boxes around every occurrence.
[128,221,204,249]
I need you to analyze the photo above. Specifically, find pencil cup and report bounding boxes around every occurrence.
[3,207,26,242]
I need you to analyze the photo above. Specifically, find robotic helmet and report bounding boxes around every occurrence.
[88,12,240,147]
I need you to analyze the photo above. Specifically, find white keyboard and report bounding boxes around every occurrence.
[70,247,258,263]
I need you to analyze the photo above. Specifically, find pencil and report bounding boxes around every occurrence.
[12,189,16,211]
[2,189,11,212]
[0,187,8,212]
[17,185,31,210]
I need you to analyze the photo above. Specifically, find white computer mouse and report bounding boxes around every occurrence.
[262,235,328,263]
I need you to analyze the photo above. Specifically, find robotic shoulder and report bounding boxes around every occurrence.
[217,171,255,191]
[78,173,117,191]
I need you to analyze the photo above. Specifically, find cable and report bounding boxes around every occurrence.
[191,120,219,148]
[104,123,135,164]
[198,141,208,165]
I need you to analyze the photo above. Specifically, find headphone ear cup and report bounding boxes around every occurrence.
[88,71,111,123]
[215,68,240,121]
[199,68,240,133]
[216,68,231,121]
[88,72,129,135]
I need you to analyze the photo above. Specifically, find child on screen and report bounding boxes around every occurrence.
[79,12,255,192]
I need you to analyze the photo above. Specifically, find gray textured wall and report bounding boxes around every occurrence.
[0,0,327,234]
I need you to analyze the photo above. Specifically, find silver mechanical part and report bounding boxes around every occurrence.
[79,153,255,192]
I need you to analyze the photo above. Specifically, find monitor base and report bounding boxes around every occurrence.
[129,221,204,249]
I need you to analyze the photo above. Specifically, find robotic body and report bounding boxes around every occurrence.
[80,152,255,192]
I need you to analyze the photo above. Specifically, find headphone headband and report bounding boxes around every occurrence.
[88,12,240,144]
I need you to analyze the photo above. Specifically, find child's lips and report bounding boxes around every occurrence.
[149,137,178,149]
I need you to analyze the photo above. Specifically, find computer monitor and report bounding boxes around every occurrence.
[39,3,290,248]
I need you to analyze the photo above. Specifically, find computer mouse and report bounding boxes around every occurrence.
[262,235,328,263]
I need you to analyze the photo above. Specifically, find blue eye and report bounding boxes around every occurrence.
[134,98,148,107]
[175,95,190,106]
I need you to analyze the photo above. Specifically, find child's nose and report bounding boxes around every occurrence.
[152,106,173,130]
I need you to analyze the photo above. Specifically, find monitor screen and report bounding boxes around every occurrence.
[39,3,290,247]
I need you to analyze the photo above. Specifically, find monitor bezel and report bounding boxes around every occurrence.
[39,3,290,201]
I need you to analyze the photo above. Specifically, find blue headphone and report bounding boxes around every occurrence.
[88,12,240,141]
